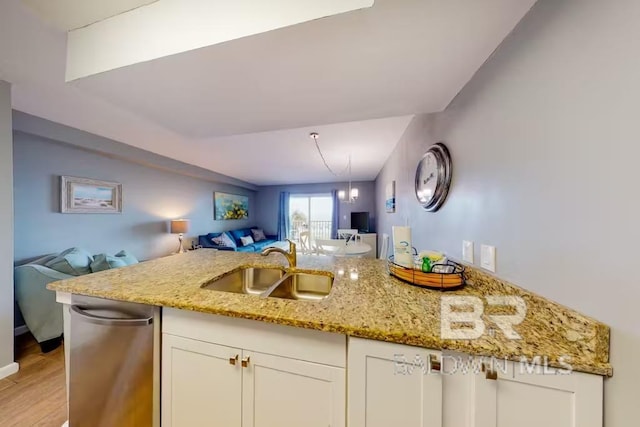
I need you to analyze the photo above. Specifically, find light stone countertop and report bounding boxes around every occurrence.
[47,250,612,376]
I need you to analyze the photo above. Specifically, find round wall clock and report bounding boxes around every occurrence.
[415,143,452,212]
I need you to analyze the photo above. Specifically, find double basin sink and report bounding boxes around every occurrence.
[201,267,334,301]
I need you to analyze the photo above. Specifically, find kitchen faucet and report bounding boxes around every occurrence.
[261,239,297,269]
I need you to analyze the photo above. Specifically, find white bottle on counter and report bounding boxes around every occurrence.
[392,226,413,268]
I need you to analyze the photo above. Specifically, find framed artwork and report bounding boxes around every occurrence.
[385,180,396,213]
[60,176,122,214]
[214,192,249,220]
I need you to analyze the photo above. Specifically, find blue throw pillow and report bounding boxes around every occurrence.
[90,254,128,273]
[45,247,94,276]
[229,229,251,246]
[114,250,139,265]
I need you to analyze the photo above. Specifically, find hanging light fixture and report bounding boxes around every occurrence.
[310,132,359,203]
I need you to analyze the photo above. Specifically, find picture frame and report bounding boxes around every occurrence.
[385,180,396,213]
[214,192,249,220]
[60,176,122,214]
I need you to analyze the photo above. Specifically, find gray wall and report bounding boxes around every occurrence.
[255,181,376,236]
[0,82,14,370]
[376,0,639,424]
[14,131,256,263]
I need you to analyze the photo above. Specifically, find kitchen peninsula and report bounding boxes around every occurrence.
[49,250,611,427]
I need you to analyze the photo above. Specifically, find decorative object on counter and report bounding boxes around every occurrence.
[415,142,452,212]
[388,256,465,290]
[309,132,359,203]
[385,180,396,213]
[392,226,413,267]
[170,219,190,253]
[60,175,122,214]
[214,192,249,220]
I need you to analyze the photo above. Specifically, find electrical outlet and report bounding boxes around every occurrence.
[481,244,496,272]
[462,240,474,263]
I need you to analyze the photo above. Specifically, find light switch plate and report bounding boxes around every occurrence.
[480,244,496,272]
[462,240,474,263]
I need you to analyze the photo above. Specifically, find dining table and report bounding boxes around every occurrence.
[314,239,372,257]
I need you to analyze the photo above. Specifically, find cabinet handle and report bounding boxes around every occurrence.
[229,355,238,366]
[429,354,441,372]
[482,363,498,380]
[241,356,251,368]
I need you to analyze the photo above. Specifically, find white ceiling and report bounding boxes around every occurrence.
[190,115,414,185]
[21,0,158,30]
[2,0,537,186]
[71,0,537,138]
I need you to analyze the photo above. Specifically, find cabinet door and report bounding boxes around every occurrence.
[471,361,603,427]
[162,334,243,427]
[242,350,345,427]
[348,337,442,427]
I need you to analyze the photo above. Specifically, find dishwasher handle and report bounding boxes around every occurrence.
[71,305,153,327]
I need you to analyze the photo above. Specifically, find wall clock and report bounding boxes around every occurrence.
[415,143,452,212]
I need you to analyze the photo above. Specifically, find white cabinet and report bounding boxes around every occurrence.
[470,361,603,427]
[243,350,345,427]
[162,309,604,427]
[348,339,604,427]
[162,334,242,427]
[162,309,346,427]
[348,337,442,427]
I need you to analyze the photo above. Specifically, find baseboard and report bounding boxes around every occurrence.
[0,362,19,380]
[14,325,29,336]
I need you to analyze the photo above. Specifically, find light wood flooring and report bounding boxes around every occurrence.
[0,333,67,426]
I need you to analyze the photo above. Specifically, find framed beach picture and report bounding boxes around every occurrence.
[214,192,249,220]
[385,180,396,213]
[60,176,122,214]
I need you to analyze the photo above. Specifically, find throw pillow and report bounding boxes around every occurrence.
[240,235,254,246]
[90,254,128,273]
[45,247,94,276]
[114,250,139,265]
[251,228,267,242]
[212,232,236,248]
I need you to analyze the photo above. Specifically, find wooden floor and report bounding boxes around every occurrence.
[0,333,67,426]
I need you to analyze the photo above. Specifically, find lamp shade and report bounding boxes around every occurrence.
[170,219,189,234]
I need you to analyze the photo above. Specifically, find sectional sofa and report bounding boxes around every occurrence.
[198,227,284,253]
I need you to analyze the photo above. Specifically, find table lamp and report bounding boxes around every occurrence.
[170,219,190,253]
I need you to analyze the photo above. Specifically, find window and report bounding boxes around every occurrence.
[289,194,333,242]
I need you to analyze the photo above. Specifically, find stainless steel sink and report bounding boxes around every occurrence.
[268,272,334,301]
[201,267,285,295]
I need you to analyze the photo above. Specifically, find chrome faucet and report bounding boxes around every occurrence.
[261,239,297,269]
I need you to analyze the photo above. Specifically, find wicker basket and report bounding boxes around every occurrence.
[388,256,465,290]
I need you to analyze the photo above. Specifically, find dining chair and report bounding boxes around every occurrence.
[337,229,358,242]
[299,231,312,255]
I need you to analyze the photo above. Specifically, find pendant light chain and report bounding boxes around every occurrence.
[311,132,350,177]
[310,132,359,203]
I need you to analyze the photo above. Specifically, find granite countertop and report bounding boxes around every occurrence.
[48,250,612,376]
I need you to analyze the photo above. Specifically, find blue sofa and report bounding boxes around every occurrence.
[198,228,282,253]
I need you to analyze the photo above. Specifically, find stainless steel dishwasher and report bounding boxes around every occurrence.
[69,295,160,427]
